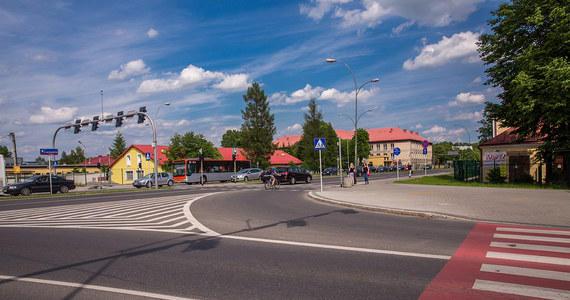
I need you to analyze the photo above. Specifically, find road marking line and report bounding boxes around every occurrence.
[486,251,570,266]
[490,242,570,254]
[472,279,570,299]
[183,193,450,260]
[494,233,570,244]
[0,274,196,300]
[480,264,570,281]
[497,227,570,236]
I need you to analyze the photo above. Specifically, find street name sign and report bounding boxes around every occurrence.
[40,148,58,155]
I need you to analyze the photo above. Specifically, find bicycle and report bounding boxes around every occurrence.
[264,177,280,190]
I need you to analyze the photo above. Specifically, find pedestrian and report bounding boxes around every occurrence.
[349,163,356,185]
[363,164,369,184]
[408,163,413,178]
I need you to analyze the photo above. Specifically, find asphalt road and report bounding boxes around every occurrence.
[0,173,474,299]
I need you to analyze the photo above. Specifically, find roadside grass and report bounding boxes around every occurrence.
[396,174,568,190]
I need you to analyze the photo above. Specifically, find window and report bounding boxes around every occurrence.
[376,144,381,151]
[390,143,394,149]
[126,154,131,167]
[370,145,373,151]
[125,170,134,181]
[136,169,144,179]
[137,153,142,166]
[384,144,388,150]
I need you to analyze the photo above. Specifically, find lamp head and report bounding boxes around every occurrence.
[164,102,171,106]
[371,78,379,82]
[326,58,336,63]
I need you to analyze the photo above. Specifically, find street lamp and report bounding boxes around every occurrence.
[454,124,471,160]
[152,102,170,182]
[327,58,379,166]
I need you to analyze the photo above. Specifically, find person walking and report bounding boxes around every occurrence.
[408,163,413,178]
[363,163,370,184]
[348,163,356,185]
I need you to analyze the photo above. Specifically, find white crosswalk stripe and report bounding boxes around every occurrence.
[0,194,207,234]
[473,226,570,299]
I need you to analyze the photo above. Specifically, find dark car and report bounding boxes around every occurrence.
[276,166,312,184]
[3,175,76,196]
[322,167,338,176]
[367,165,377,173]
[376,166,388,172]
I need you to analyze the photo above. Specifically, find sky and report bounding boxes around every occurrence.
[0,0,502,160]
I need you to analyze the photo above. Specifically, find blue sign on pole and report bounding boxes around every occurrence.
[314,138,326,150]
[422,140,429,148]
[40,148,58,155]
[53,161,58,167]
[145,152,151,161]
[423,148,428,155]
[393,147,401,156]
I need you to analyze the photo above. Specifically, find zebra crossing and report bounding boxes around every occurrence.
[421,223,570,299]
[0,194,210,234]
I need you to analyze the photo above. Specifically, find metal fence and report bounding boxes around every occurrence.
[454,160,481,182]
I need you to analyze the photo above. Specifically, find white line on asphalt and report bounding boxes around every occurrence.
[494,233,570,244]
[486,251,570,266]
[183,192,451,260]
[496,227,570,236]
[480,264,570,281]
[490,242,570,254]
[472,279,570,299]
[0,275,196,300]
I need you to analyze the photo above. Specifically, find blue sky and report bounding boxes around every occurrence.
[0,0,501,160]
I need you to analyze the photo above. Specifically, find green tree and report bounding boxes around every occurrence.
[35,156,47,164]
[478,0,570,183]
[0,145,11,158]
[476,111,493,143]
[298,99,338,171]
[240,82,276,168]
[59,151,70,165]
[109,132,127,159]
[165,131,221,169]
[221,130,243,148]
[348,128,370,165]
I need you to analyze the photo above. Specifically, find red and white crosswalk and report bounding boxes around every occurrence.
[420,223,570,299]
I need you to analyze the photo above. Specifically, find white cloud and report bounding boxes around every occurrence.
[446,111,483,121]
[423,125,446,135]
[301,0,485,28]
[137,64,250,94]
[392,20,415,35]
[212,73,250,92]
[449,92,485,106]
[271,84,378,107]
[108,59,150,80]
[411,123,423,129]
[28,107,78,124]
[471,76,482,84]
[147,28,158,38]
[403,31,481,70]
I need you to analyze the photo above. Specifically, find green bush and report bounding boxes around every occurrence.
[486,167,505,184]
[514,173,535,184]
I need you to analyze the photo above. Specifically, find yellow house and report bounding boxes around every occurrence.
[109,145,169,184]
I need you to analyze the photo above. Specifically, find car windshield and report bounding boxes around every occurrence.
[23,176,42,183]
[142,174,155,179]
[237,169,249,174]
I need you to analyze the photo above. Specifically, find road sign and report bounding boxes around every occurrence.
[393,147,401,156]
[423,148,428,155]
[53,161,58,167]
[422,140,429,148]
[40,148,58,155]
[314,138,326,150]
[145,152,151,161]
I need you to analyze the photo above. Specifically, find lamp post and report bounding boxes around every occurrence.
[327,58,378,167]
[153,102,170,181]
[338,109,373,167]
[78,140,87,185]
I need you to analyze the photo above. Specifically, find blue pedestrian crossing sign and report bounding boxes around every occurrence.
[145,152,151,161]
[314,138,326,150]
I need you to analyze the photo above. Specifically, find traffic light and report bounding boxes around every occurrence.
[138,162,142,169]
[137,106,147,124]
[73,119,81,134]
[199,153,204,164]
[115,111,124,127]
[232,154,236,161]
[91,116,99,131]
[97,162,101,169]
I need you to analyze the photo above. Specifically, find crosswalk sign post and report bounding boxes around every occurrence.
[314,139,326,192]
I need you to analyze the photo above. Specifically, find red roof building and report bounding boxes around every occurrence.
[79,155,115,166]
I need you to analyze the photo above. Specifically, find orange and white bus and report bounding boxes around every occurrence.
[172,158,251,184]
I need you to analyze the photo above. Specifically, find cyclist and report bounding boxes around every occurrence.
[266,166,278,187]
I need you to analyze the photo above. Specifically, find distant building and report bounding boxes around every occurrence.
[108,145,169,184]
[274,127,432,168]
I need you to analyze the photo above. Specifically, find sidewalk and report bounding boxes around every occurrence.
[310,174,570,229]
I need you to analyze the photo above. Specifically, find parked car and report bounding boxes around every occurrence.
[231,168,263,182]
[2,175,76,196]
[376,166,388,172]
[367,165,377,173]
[322,167,338,176]
[132,172,174,188]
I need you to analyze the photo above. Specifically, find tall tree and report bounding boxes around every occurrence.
[240,82,276,168]
[478,0,570,182]
[221,130,243,148]
[109,132,127,159]
[35,156,47,164]
[298,99,338,171]
[165,131,221,169]
[476,110,494,143]
[0,145,11,158]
